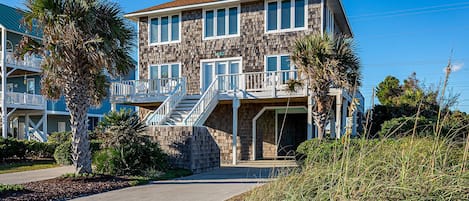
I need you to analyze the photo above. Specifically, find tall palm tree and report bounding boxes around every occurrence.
[18,0,134,174]
[291,34,361,139]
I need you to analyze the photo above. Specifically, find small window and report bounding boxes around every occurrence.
[204,6,239,39]
[149,14,181,45]
[266,0,306,32]
[58,122,66,132]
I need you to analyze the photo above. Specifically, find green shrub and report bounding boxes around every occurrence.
[93,110,168,176]
[48,132,71,144]
[54,141,72,165]
[0,138,56,160]
[94,139,167,176]
[0,184,24,193]
[378,116,434,138]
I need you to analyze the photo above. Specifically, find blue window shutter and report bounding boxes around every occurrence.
[161,17,169,42]
[267,2,278,31]
[150,18,158,43]
[171,15,179,41]
[217,9,226,36]
[295,0,305,28]
[267,57,277,71]
[281,0,291,29]
[205,11,214,37]
[229,7,238,35]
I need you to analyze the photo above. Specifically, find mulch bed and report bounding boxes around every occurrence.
[0,175,133,201]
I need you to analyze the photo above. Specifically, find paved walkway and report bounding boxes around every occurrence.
[0,166,75,184]
[73,165,292,201]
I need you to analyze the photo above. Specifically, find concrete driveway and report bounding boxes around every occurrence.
[73,166,281,201]
[0,166,75,185]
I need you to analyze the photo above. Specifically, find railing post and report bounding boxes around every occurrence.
[272,72,277,98]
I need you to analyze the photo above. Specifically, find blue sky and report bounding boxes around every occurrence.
[1,0,468,112]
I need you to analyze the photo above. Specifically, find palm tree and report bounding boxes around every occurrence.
[291,34,361,139]
[18,0,134,174]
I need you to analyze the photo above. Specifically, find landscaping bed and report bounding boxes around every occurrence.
[0,175,134,201]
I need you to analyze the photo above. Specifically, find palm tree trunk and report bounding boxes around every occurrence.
[65,76,92,174]
[313,99,328,140]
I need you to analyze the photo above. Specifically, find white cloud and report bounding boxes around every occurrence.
[443,62,464,72]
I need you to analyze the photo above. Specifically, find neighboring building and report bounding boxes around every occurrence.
[113,0,364,172]
[0,3,134,142]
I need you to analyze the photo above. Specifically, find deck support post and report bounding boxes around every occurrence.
[232,96,240,165]
[25,114,30,139]
[1,26,7,139]
[43,111,48,140]
[307,95,313,140]
[335,92,343,139]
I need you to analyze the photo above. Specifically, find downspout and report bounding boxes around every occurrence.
[320,0,324,36]
[1,25,8,138]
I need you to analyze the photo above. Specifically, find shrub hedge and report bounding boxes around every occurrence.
[0,138,56,160]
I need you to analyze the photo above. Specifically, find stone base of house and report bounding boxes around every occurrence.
[147,126,220,174]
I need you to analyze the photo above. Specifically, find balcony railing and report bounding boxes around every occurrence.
[217,70,300,93]
[1,51,43,70]
[111,78,184,102]
[0,92,45,108]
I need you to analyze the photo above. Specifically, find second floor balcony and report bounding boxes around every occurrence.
[0,91,45,110]
[110,70,307,104]
[1,51,43,72]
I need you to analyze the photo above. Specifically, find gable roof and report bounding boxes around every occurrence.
[0,3,42,38]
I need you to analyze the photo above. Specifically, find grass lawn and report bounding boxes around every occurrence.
[0,160,58,174]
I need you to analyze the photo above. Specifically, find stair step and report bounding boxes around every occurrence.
[174,107,193,111]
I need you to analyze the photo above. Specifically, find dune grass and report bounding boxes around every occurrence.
[239,136,469,201]
[0,160,58,174]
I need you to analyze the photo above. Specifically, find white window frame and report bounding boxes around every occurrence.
[264,0,308,34]
[199,57,243,92]
[202,5,241,40]
[148,63,182,80]
[264,54,296,72]
[148,13,182,46]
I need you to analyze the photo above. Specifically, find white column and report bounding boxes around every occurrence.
[1,26,7,139]
[232,97,240,165]
[342,99,348,137]
[335,94,342,139]
[352,109,358,136]
[307,95,313,140]
[111,103,116,112]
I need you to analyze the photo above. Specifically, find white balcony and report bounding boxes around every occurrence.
[111,70,307,104]
[111,78,185,103]
[0,92,45,110]
[1,51,43,72]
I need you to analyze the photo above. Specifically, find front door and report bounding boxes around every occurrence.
[277,113,307,157]
[201,58,241,92]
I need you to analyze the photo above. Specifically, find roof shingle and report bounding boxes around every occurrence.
[128,0,219,15]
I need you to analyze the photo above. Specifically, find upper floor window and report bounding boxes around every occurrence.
[204,6,240,39]
[265,55,298,81]
[266,0,306,32]
[149,63,181,80]
[149,14,181,45]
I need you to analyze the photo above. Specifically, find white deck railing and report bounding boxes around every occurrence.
[111,78,183,101]
[146,77,187,126]
[183,77,219,126]
[0,92,45,108]
[1,51,42,70]
[218,70,302,93]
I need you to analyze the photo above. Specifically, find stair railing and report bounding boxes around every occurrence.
[146,77,187,126]
[184,77,219,126]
